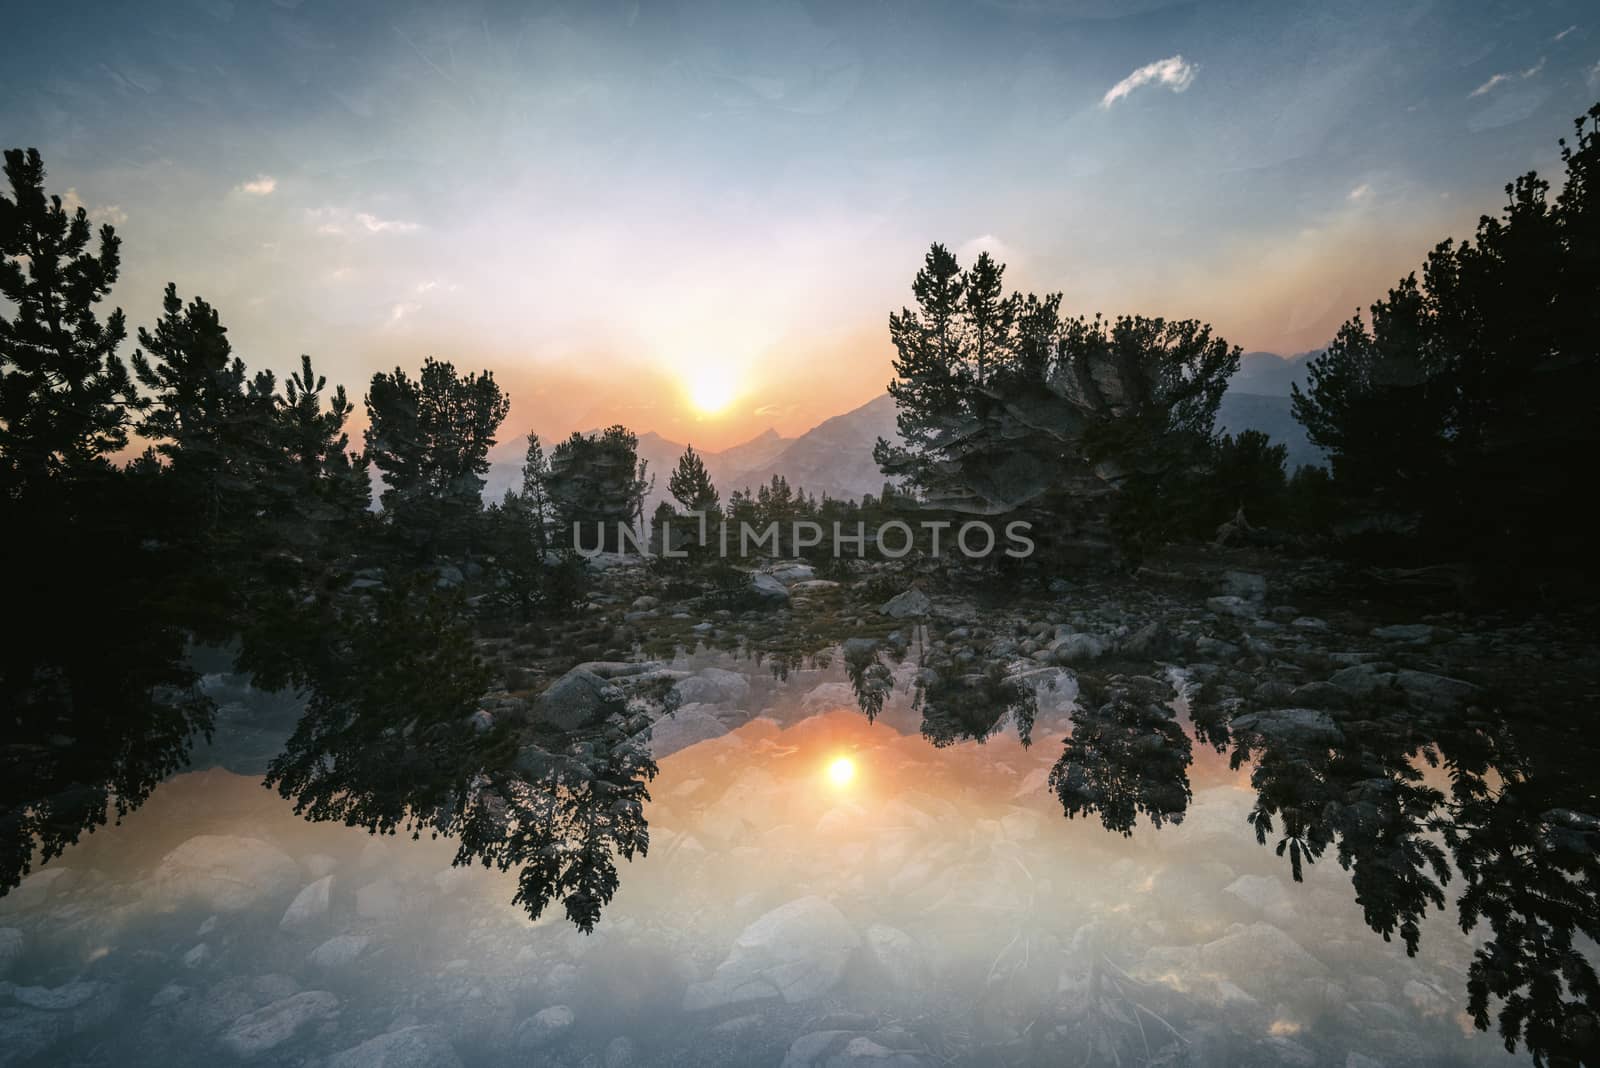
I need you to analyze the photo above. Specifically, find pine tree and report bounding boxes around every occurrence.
[364,357,510,556]
[667,444,720,514]
[0,147,141,493]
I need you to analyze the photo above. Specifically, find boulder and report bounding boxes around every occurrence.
[1394,670,1479,710]
[1206,595,1259,619]
[280,875,333,930]
[1223,874,1297,922]
[1197,923,1326,996]
[865,925,928,991]
[672,668,751,707]
[217,990,339,1058]
[642,704,729,757]
[749,572,791,605]
[149,835,300,912]
[1328,664,1393,696]
[514,1005,575,1049]
[769,563,817,585]
[532,668,626,731]
[879,589,930,619]
[683,896,861,1011]
[1051,633,1108,664]
[327,1026,464,1068]
[1120,620,1176,659]
[309,934,370,970]
[780,1031,931,1067]
[1229,708,1342,746]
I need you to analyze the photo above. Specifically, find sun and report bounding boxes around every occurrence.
[825,755,857,788]
[688,367,735,415]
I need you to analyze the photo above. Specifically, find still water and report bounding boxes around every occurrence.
[0,652,1531,1067]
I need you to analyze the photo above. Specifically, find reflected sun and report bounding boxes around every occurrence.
[825,755,857,788]
[688,367,735,415]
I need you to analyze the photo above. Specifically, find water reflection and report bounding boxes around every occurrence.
[3,624,1596,1065]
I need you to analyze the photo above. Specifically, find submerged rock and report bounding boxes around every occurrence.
[683,896,861,1011]
[149,836,300,912]
[514,1004,575,1049]
[280,875,333,930]
[327,1026,464,1068]
[309,934,371,970]
[217,990,338,1058]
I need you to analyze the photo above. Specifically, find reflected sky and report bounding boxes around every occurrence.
[2,647,1562,1067]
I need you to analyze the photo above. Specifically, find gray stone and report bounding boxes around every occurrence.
[879,589,930,619]
[749,572,792,604]
[1206,595,1259,619]
[531,668,626,731]
[1051,633,1108,664]
[1229,708,1342,746]
[309,934,370,969]
[1120,620,1176,659]
[864,925,928,991]
[1329,664,1393,696]
[672,668,751,707]
[327,1026,464,1068]
[604,1035,637,1068]
[148,836,300,912]
[1394,669,1479,710]
[684,896,861,1010]
[217,990,339,1058]
[280,875,333,930]
[514,1005,575,1049]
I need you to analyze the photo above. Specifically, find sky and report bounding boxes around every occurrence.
[3,0,1597,450]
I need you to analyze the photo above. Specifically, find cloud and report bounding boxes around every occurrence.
[59,188,128,225]
[1553,25,1578,42]
[1469,73,1510,97]
[1347,183,1371,201]
[355,212,420,234]
[1100,55,1196,108]
[1469,57,1546,97]
[307,207,421,236]
[238,175,276,196]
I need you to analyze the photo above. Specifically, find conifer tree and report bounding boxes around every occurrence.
[667,444,720,514]
[0,147,140,493]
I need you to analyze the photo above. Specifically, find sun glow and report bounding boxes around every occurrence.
[687,367,735,415]
[826,755,857,788]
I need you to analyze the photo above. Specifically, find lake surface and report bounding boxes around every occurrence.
[0,652,1540,1066]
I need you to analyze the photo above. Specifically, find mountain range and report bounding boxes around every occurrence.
[485,353,1326,509]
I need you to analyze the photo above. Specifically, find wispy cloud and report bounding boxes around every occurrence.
[1470,72,1510,97]
[238,175,276,196]
[356,212,419,234]
[1469,57,1546,97]
[308,207,421,236]
[1100,55,1197,108]
[1553,25,1578,42]
[1347,183,1372,201]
